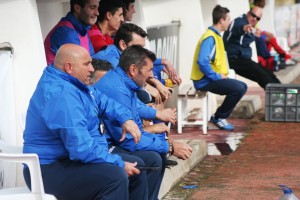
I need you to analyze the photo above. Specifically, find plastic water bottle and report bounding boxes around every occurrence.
[278,185,299,200]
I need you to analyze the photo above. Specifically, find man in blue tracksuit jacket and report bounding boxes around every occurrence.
[23,44,147,200]
[94,45,193,200]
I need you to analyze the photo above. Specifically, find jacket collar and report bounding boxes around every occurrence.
[65,12,91,36]
[208,26,221,36]
[115,66,141,92]
[47,64,90,93]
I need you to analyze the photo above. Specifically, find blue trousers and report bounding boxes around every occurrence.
[23,153,148,200]
[111,146,166,200]
[200,78,247,119]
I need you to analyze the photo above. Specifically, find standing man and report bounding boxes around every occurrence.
[190,5,247,131]
[44,0,99,65]
[95,45,193,200]
[23,44,148,200]
[223,6,281,89]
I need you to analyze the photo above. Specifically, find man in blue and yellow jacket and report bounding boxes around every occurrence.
[190,5,247,131]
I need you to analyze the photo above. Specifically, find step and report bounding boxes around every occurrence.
[217,94,262,118]
[158,139,207,199]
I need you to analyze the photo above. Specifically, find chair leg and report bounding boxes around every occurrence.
[202,94,208,135]
[177,98,183,134]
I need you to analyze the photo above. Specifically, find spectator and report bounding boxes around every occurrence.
[94,45,193,200]
[88,0,124,53]
[44,0,98,65]
[121,0,136,22]
[190,5,247,131]
[23,44,148,200]
[223,6,281,89]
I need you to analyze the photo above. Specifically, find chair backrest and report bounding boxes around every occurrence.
[0,140,56,200]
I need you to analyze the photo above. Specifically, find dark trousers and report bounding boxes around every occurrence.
[228,57,281,89]
[200,78,247,119]
[111,146,166,200]
[23,153,148,200]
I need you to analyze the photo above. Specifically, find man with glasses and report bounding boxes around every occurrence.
[223,6,281,89]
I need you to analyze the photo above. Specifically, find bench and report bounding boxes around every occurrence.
[177,84,209,134]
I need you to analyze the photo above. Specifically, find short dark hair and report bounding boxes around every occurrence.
[98,0,123,22]
[121,0,135,10]
[114,23,148,49]
[212,5,230,25]
[119,45,156,72]
[70,0,88,13]
[121,0,135,17]
[92,59,114,72]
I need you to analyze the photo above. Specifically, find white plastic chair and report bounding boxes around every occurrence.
[0,140,57,200]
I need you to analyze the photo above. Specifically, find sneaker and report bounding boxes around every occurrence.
[210,116,234,131]
[285,58,297,66]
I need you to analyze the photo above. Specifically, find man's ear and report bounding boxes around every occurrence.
[106,11,112,20]
[74,4,81,14]
[119,40,127,51]
[128,64,137,77]
[64,63,73,74]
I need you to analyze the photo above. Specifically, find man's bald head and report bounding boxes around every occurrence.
[54,44,86,70]
[54,44,94,85]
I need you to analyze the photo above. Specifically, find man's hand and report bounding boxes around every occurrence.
[124,162,140,176]
[171,75,182,85]
[221,74,228,79]
[172,141,193,160]
[254,28,261,37]
[156,107,177,124]
[145,83,162,104]
[243,24,253,33]
[162,59,177,80]
[120,120,141,144]
[143,123,170,134]
[152,79,171,102]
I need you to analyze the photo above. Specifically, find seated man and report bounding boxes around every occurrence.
[251,0,296,68]
[223,6,281,89]
[44,0,98,65]
[94,45,193,200]
[90,58,171,135]
[23,44,148,200]
[191,5,247,131]
[88,0,124,53]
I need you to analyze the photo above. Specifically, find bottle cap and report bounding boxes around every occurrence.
[279,185,293,194]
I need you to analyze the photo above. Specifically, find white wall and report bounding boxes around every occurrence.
[37,0,69,40]
[0,0,46,145]
[0,0,46,186]
[258,0,276,33]
[142,0,205,85]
